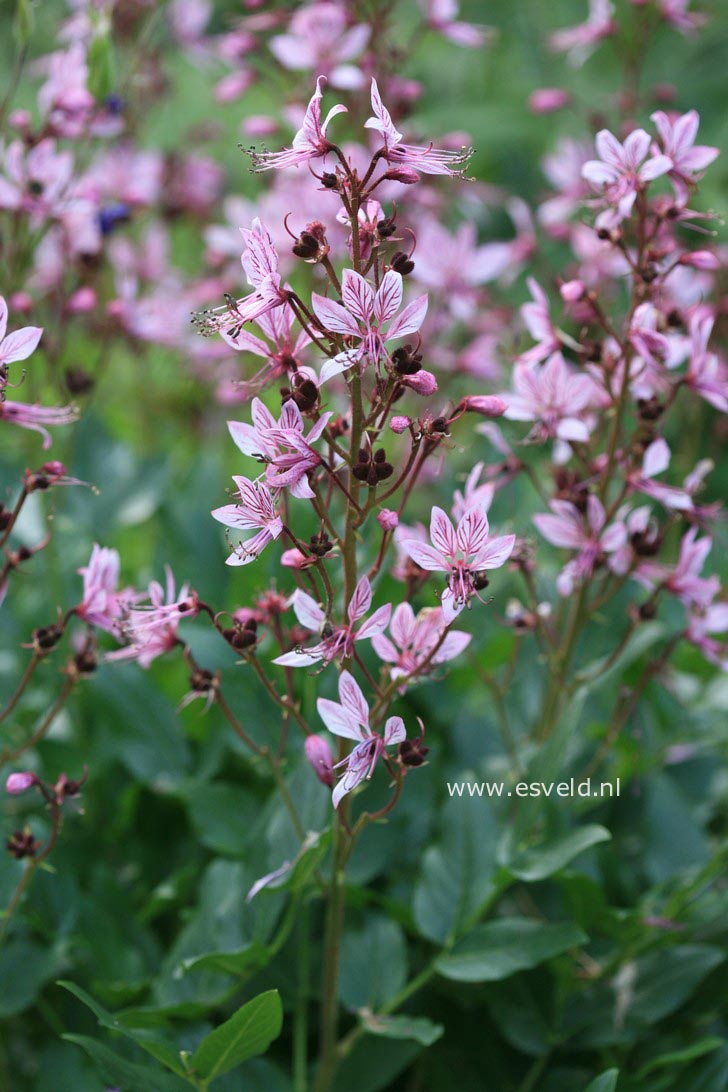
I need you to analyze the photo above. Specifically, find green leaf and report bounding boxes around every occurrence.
[360,1013,444,1048]
[435,919,587,983]
[63,1035,188,1092]
[185,784,261,857]
[178,942,271,979]
[505,825,611,882]
[339,918,407,1011]
[413,776,502,943]
[637,1038,724,1079]
[191,990,283,1081]
[59,981,187,1077]
[585,1069,619,1092]
[0,940,62,1017]
[627,945,724,1024]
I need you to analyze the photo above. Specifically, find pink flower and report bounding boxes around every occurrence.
[195,218,289,337]
[503,352,596,443]
[519,278,561,363]
[222,305,312,398]
[273,576,391,668]
[366,78,472,177]
[312,268,429,374]
[269,5,369,89]
[106,567,198,668]
[550,0,616,64]
[402,506,515,622]
[533,495,627,595]
[77,545,134,634]
[227,398,332,500]
[316,670,407,807]
[212,476,284,565]
[452,462,495,522]
[657,0,706,34]
[372,603,471,685]
[0,139,73,222]
[0,296,42,370]
[682,309,728,412]
[250,76,347,171]
[0,401,78,448]
[686,597,728,669]
[582,129,672,221]
[305,734,335,787]
[627,439,692,511]
[651,110,719,203]
[539,138,592,232]
[629,303,671,367]
[422,0,491,48]
[637,527,718,609]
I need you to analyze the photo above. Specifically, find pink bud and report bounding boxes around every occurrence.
[6,772,37,796]
[383,166,421,185]
[8,109,31,132]
[560,279,586,302]
[305,735,334,787]
[390,415,411,434]
[106,299,126,318]
[41,460,67,478]
[679,251,720,270]
[459,395,507,418]
[66,287,97,314]
[377,509,399,531]
[528,88,571,114]
[653,83,677,103]
[281,547,307,569]
[404,370,438,396]
[9,291,33,314]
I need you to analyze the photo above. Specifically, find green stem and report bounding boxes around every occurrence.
[294,902,311,1092]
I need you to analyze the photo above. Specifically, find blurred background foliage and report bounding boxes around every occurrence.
[0,1,727,1090]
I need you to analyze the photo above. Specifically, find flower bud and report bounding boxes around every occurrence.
[281,547,307,569]
[305,735,334,787]
[679,251,720,270]
[390,415,411,434]
[458,395,507,418]
[528,88,571,114]
[560,279,586,302]
[9,291,33,313]
[6,772,37,796]
[377,509,399,531]
[403,370,438,396]
[382,166,420,185]
[66,287,98,314]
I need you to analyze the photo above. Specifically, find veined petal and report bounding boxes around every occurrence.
[474,533,516,570]
[311,292,361,336]
[383,716,407,746]
[291,588,326,631]
[317,697,364,741]
[430,506,457,557]
[373,270,403,324]
[342,268,374,323]
[348,575,373,621]
[385,293,428,340]
[404,540,449,572]
[357,602,392,640]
